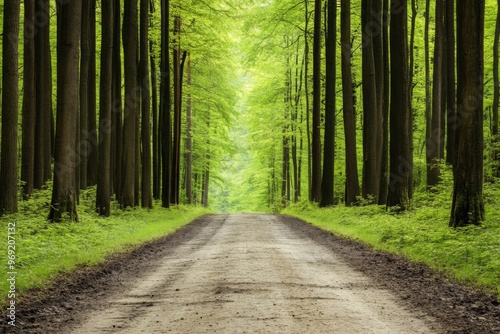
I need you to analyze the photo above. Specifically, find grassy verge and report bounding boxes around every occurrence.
[283,183,500,299]
[1,186,211,307]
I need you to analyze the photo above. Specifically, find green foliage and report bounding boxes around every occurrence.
[0,186,211,307]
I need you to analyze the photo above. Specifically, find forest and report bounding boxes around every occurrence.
[1,0,500,307]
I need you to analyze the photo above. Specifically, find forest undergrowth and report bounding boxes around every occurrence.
[283,172,500,300]
[0,185,211,308]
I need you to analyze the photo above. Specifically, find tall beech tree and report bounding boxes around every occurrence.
[121,0,139,208]
[0,0,21,214]
[161,0,172,208]
[96,0,114,216]
[310,0,322,203]
[49,0,82,221]
[140,0,153,208]
[34,0,53,189]
[427,0,445,187]
[387,0,412,210]
[340,0,360,205]
[361,0,382,202]
[450,0,485,227]
[320,0,336,207]
[21,0,36,200]
[111,0,123,198]
[445,0,456,166]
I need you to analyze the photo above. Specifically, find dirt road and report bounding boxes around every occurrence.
[8,214,500,333]
[64,214,436,333]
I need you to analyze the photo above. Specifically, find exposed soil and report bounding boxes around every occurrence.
[2,214,500,333]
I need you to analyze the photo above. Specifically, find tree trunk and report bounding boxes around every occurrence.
[311,0,322,203]
[111,0,123,199]
[120,0,139,208]
[424,0,431,176]
[492,0,500,176]
[80,0,91,190]
[87,0,98,187]
[49,0,82,222]
[0,0,21,215]
[378,0,390,205]
[96,0,114,216]
[387,0,412,210]
[320,0,336,207]
[427,0,445,187]
[140,0,153,208]
[361,0,381,202]
[34,0,53,189]
[450,0,485,227]
[171,16,182,205]
[161,0,172,208]
[185,54,193,204]
[21,0,37,200]
[151,41,161,199]
[341,0,360,206]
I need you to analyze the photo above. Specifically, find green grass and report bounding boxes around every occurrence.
[283,182,500,299]
[0,185,211,307]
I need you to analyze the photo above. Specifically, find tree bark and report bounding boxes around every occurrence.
[96,0,114,216]
[361,0,381,202]
[111,0,123,199]
[34,0,53,189]
[151,41,161,199]
[21,0,37,200]
[161,0,172,208]
[450,0,485,227]
[341,0,360,206]
[79,0,91,190]
[83,0,98,187]
[427,0,445,187]
[311,0,322,203]
[140,0,153,208]
[492,0,500,176]
[120,0,139,208]
[387,0,413,210]
[0,0,21,214]
[185,54,193,204]
[320,0,337,207]
[49,0,82,222]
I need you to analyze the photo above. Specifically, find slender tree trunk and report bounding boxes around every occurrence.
[387,0,412,210]
[171,16,181,204]
[120,0,139,208]
[151,41,161,199]
[320,0,336,207]
[49,0,82,222]
[140,0,153,208]
[22,0,37,200]
[0,0,21,214]
[34,0,53,189]
[304,1,312,197]
[311,0,322,203]
[428,0,445,187]
[424,0,432,180]
[492,0,499,176]
[87,1,98,187]
[80,0,91,190]
[185,54,193,204]
[450,0,485,227]
[378,0,390,204]
[341,0,360,206]
[161,0,172,208]
[361,0,380,202]
[96,0,114,216]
